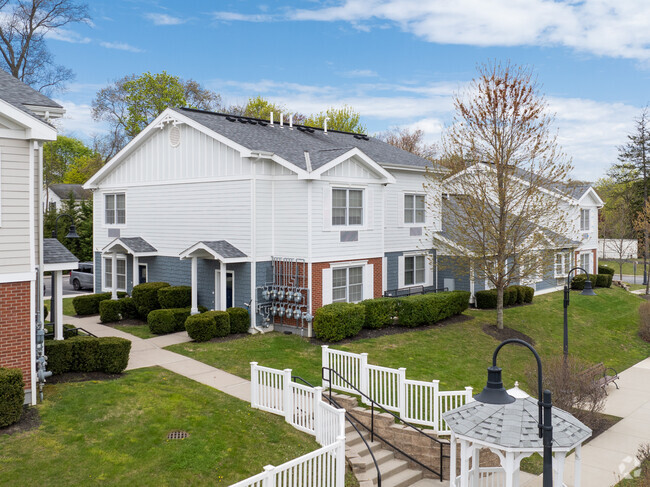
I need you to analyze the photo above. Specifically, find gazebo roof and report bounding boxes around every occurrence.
[43,238,78,271]
[442,396,591,451]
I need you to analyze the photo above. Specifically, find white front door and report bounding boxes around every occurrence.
[215,270,234,309]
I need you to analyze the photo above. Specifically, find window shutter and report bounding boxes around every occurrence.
[323,186,332,231]
[322,268,333,305]
[363,264,374,300]
[397,255,405,288]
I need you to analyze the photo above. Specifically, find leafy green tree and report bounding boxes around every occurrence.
[304,105,366,134]
[43,136,96,206]
[44,195,93,262]
[228,95,305,123]
[92,71,221,158]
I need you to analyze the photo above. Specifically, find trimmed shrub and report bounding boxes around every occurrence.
[120,297,138,320]
[97,337,131,373]
[132,282,170,319]
[0,368,24,427]
[640,301,650,343]
[227,307,250,334]
[45,339,73,374]
[447,291,471,315]
[475,289,498,309]
[313,302,365,342]
[73,292,111,315]
[397,292,468,327]
[148,308,191,334]
[521,286,535,303]
[504,286,518,306]
[158,286,191,309]
[361,297,397,329]
[570,274,596,290]
[598,265,615,276]
[509,285,524,305]
[99,299,122,323]
[185,313,217,342]
[69,337,100,372]
[596,273,610,288]
[209,311,230,337]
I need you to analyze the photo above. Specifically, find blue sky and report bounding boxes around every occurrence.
[46,0,650,180]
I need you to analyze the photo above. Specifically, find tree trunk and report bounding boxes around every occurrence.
[619,262,623,281]
[496,286,504,330]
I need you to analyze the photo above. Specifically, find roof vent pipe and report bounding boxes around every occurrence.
[270,112,274,125]
[324,117,330,134]
[289,114,293,128]
[280,113,283,128]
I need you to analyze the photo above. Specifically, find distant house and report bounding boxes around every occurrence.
[0,68,66,404]
[44,183,92,212]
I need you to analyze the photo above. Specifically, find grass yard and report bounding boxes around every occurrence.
[167,287,650,394]
[600,260,644,277]
[0,367,318,486]
[44,297,76,317]
[113,323,156,339]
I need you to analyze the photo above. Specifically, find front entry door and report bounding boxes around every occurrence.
[215,270,234,309]
[138,264,148,284]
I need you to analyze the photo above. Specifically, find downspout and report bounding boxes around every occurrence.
[250,154,264,334]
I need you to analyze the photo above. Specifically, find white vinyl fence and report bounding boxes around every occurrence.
[322,346,473,434]
[233,363,346,487]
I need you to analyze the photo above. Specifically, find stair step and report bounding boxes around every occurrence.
[351,448,394,470]
[347,439,383,456]
[358,458,409,483]
[381,468,423,487]
[410,478,450,487]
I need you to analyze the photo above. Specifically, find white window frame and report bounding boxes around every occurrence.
[215,270,235,309]
[138,263,148,284]
[404,193,426,225]
[580,252,592,273]
[332,187,364,227]
[103,255,127,292]
[554,252,569,278]
[104,192,126,226]
[404,254,427,286]
[332,265,364,303]
[580,209,590,232]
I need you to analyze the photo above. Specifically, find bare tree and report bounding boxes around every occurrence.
[0,0,89,93]
[427,61,572,329]
[378,127,437,160]
[601,194,637,281]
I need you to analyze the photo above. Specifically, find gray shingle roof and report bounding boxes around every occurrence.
[118,237,157,253]
[442,397,591,450]
[43,238,78,265]
[49,184,92,201]
[200,240,247,259]
[176,108,440,172]
[0,68,62,118]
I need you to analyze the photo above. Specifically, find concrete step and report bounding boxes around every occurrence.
[353,447,395,470]
[381,468,423,487]
[410,478,450,487]
[347,438,384,456]
[358,458,409,484]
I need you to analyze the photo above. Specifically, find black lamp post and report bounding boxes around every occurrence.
[52,213,79,239]
[474,338,554,487]
[563,266,596,359]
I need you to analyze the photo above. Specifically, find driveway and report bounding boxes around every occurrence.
[43,274,93,300]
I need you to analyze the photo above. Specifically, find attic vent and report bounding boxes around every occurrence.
[169,126,181,147]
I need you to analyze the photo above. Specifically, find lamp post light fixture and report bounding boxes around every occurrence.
[563,266,596,360]
[52,213,80,240]
[474,338,554,487]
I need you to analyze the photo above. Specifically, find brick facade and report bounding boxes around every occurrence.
[312,257,383,311]
[0,281,30,390]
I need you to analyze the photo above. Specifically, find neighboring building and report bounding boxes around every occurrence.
[44,183,92,212]
[0,69,64,404]
[598,238,638,260]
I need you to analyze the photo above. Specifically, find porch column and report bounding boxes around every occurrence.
[191,257,199,315]
[504,451,515,487]
[553,451,567,487]
[133,256,139,286]
[111,252,118,300]
[471,445,480,486]
[449,433,457,487]
[459,439,470,487]
[54,270,63,340]
[574,444,582,487]
[220,260,227,311]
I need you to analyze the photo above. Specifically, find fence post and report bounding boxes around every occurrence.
[314,386,323,444]
[283,369,293,423]
[262,465,275,487]
[322,345,329,388]
[336,407,346,439]
[465,386,474,403]
[360,352,369,405]
[250,362,259,409]
[432,379,440,432]
[398,367,407,417]
[336,436,346,487]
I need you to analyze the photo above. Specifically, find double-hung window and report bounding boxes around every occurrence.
[404,255,426,286]
[580,209,590,232]
[332,266,363,303]
[105,193,126,225]
[404,194,425,224]
[554,253,568,278]
[104,256,126,291]
[580,253,591,273]
[332,189,363,226]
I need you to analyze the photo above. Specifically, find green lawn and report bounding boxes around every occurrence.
[44,297,76,317]
[600,260,644,277]
[0,368,318,486]
[113,323,156,339]
[167,287,650,394]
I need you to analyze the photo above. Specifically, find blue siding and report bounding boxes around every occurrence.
[385,252,401,291]
[437,255,471,292]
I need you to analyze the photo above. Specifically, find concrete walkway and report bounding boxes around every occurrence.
[62,314,251,402]
[523,356,650,487]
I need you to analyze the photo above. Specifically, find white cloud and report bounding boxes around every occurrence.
[214,1,650,62]
[145,13,187,26]
[44,28,91,44]
[99,41,144,53]
[53,99,107,140]
[342,69,378,78]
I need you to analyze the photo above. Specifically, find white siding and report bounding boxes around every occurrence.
[323,157,377,179]
[0,138,32,274]
[271,178,309,258]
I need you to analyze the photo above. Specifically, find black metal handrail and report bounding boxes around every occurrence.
[44,327,97,339]
[292,376,382,487]
[322,367,448,481]
[383,286,448,298]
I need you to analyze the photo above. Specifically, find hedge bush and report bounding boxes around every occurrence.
[99,299,123,323]
[361,297,397,329]
[148,308,191,334]
[396,292,460,327]
[227,307,250,334]
[504,286,518,306]
[596,273,612,288]
[447,290,472,315]
[571,274,610,290]
[120,297,138,320]
[598,265,615,276]
[185,313,217,342]
[44,337,130,375]
[158,286,191,309]
[475,286,534,309]
[475,289,498,309]
[522,286,535,303]
[72,292,111,315]
[132,282,170,319]
[0,368,24,427]
[313,302,365,342]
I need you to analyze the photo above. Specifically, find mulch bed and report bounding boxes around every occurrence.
[481,323,535,345]
[0,406,41,436]
[47,371,123,384]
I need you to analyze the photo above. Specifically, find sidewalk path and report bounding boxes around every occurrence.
[62,314,251,402]
[523,356,650,487]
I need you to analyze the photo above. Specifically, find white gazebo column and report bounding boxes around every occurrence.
[449,433,457,487]
[111,252,118,300]
[553,451,567,487]
[574,444,582,487]
[133,256,139,286]
[219,260,227,311]
[471,445,480,486]
[54,270,63,340]
[460,440,470,487]
[191,257,199,315]
[504,451,515,487]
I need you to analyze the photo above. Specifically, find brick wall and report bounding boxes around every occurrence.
[312,257,383,311]
[0,281,30,389]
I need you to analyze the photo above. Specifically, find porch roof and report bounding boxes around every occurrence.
[43,238,78,272]
[179,240,249,263]
[102,237,158,257]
